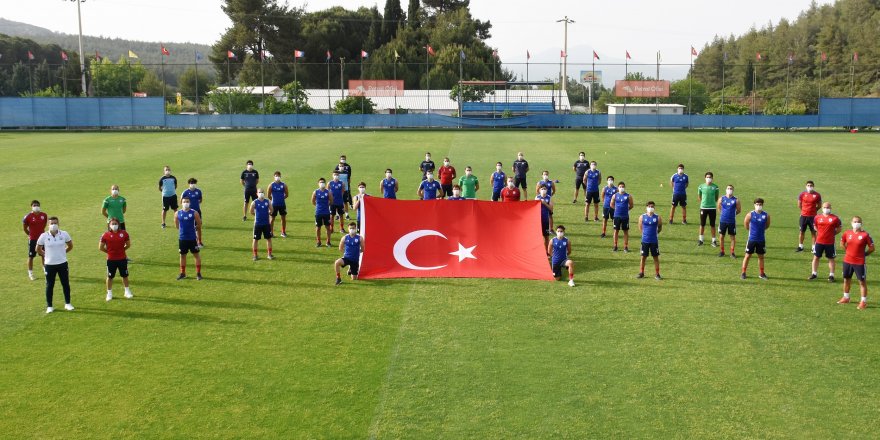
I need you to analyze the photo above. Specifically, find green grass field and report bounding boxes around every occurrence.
[1,130,878,439]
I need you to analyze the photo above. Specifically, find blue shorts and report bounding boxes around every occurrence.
[718,222,736,236]
[640,242,660,257]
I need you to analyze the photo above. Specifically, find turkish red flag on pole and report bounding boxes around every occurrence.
[358,198,554,280]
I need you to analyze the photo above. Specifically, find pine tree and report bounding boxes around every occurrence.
[407,0,420,29]
[382,0,404,43]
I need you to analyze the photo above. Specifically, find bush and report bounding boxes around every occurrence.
[335,96,376,114]
[702,101,751,115]
[205,87,260,114]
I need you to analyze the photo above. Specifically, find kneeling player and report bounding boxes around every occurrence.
[838,217,875,309]
[548,225,575,287]
[637,201,663,280]
[335,222,364,285]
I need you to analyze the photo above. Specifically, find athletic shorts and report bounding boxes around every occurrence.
[28,239,38,258]
[672,193,687,207]
[552,261,569,278]
[586,191,600,204]
[442,184,454,197]
[843,262,867,281]
[541,217,551,237]
[613,217,630,231]
[514,176,528,189]
[718,222,737,236]
[106,259,129,279]
[575,177,586,190]
[179,239,200,255]
[640,242,660,257]
[492,189,502,202]
[330,205,345,217]
[315,214,331,227]
[814,243,836,259]
[745,240,766,255]
[271,205,287,217]
[700,209,717,227]
[799,215,816,233]
[253,224,273,240]
[244,187,258,203]
[342,257,360,276]
[343,191,353,206]
[603,207,615,220]
[162,196,178,211]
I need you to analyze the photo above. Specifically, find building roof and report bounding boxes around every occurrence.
[210,86,282,95]
[606,103,685,108]
[302,89,570,112]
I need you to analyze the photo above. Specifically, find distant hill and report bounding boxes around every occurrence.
[0,17,214,86]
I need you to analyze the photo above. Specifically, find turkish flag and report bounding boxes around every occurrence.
[358,198,554,280]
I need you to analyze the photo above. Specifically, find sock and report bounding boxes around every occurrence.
[267,247,273,255]
[731,246,735,253]
[180,265,186,274]
[569,273,574,280]
[336,271,340,278]
[28,270,33,275]
[843,292,850,299]
[252,248,258,256]
[124,287,132,294]
[829,272,834,277]
[798,244,804,249]
[196,264,202,273]
[812,271,817,276]
[107,289,112,295]
[861,297,867,302]
[699,234,704,241]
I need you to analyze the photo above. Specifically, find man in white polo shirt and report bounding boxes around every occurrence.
[36,216,74,313]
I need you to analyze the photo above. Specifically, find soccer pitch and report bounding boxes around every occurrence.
[1,130,878,438]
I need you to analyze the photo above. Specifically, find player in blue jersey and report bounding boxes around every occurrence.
[717,184,742,258]
[267,171,289,237]
[159,165,177,228]
[180,178,204,247]
[174,197,202,280]
[332,155,353,217]
[490,162,506,201]
[380,169,399,199]
[249,190,274,261]
[572,152,590,203]
[335,222,364,285]
[418,172,443,200]
[328,172,347,233]
[741,198,771,279]
[535,170,556,197]
[610,181,635,252]
[311,178,334,247]
[352,182,368,232]
[536,186,554,251]
[600,176,617,238]
[548,225,576,287]
[637,201,663,279]
[583,161,602,222]
[668,163,689,224]
[447,185,466,200]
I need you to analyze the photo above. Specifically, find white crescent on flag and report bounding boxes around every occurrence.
[392,230,477,271]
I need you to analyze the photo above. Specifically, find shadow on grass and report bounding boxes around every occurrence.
[74,307,245,324]
[135,295,279,311]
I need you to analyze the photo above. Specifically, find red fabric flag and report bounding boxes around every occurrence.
[227,50,236,59]
[426,45,436,56]
[492,49,498,59]
[27,50,34,60]
[326,50,332,61]
[560,50,566,58]
[756,52,762,61]
[294,50,304,58]
[95,50,102,61]
[358,198,554,280]
[691,46,698,57]
[60,51,68,61]
[853,51,859,62]
[592,50,600,60]
[161,46,170,56]
[526,50,531,60]
[626,50,631,60]
[821,52,827,62]
[360,49,369,59]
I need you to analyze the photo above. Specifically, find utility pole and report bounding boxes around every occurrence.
[556,16,575,102]
[69,0,88,96]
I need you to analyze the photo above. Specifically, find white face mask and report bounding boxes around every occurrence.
[852,222,862,230]
[507,182,515,188]
[579,156,585,160]
[806,186,814,192]
[607,180,614,186]
[340,159,346,164]
[189,184,196,189]
[349,228,357,235]
[496,166,502,171]
[246,165,253,170]
[726,189,733,196]
[182,202,190,209]
[706,177,713,183]
[385,173,392,178]
[164,170,171,176]
[49,224,59,232]
[318,182,326,189]
[32,206,41,212]
[754,204,763,212]
[556,232,564,239]
[517,156,523,160]
[257,193,265,199]
[646,207,655,214]
[274,176,281,182]
[111,189,119,196]
[332,176,340,181]
[444,161,449,165]
[822,208,831,215]
[453,190,461,197]
[542,175,549,180]
[618,187,625,193]
[590,164,596,170]
[426,174,433,180]
[358,187,365,194]
[677,168,684,174]
[540,191,547,197]
[110,224,119,231]
[425,156,431,161]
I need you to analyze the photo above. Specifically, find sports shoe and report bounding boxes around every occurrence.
[731,253,737,259]
[161,223,166,229]
[334,215,340,220]
[572,199,577,204]
[655,274,662,280]
[711,240,718,248]
[828,275,835,283]
[612,246,618,252]
[267,254,275,260]
[594,217,599,222]
[584,216,589,222]
[198,242,205,248]
[668,220,675,224]
[253,255,258,261]
[196,273,203,281]
[795,247,804,252]
[740,273,747,280]
[242,216,247,221]
[623,247,630,253]
[837,297,850,304]
[315,242,322,248]
[600,233,606,238]
[718,252,725,257]
[858,301,867,310]
[636,272,645,279]
[697,240,704,246]
[29,273,36,281]
[64,304,74,311]
[345,213,350,220]
[176,273,187,280]
[568,279,575,287]
[759,273,769,280]
[280,232,287,238]
[335,277,342,286]
[326,242,332,247]
[682,220,688,225]
[46,306,54,314]
[106,292,113,302]
[124,291,133,299]
[808,274,818,280]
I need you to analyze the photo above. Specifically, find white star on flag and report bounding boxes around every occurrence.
[449,243,477,262]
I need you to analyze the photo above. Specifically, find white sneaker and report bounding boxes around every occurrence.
[106,292,113,302]
[568,279,576,287]
[46,306,54,314]
[64,304,74,311]
[29,273,36,281]
[124,291,133,299]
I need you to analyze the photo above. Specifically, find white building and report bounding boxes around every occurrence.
[303,89,570,115]
[607,104,686,129]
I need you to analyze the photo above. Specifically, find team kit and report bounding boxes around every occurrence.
[23,153,874,313]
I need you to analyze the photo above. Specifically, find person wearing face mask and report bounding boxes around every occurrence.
[697,171,720,247]
[716,185,742,258]
[500,178,521,202]
[352,182,369,230]
[419,152,435,180]
[312,178,334,247]
[447,185,466,200]
[535,170,556,198]
[669,164,689,225]
[637,201,663,280]
[548,225,576,287]
[100,218,133,301]
[175,197,203,280]
[797,180,822,252]
[333,155,353,215]
[240,160,260,221]
[437,157,457,198]
[380,169,399,199]
[419,172,443,200]
[572,152,590,203]
[23,200,48,281]
[267,171,289,238]
[329,172,347,233]
[181,178,204,221]
[102,184,127,231]
[610,181,634,252]
[600,176,617,238]
[335,222,364,285]
[537,187,554,250]
[741,198,770,280]
[458,166,480,199]
[36,217,74,313]
[811,202,841,281]
[159,165,177,228]
[838,216,875,309]
[490,162,506,201]
[512,152,530,198]
[250,189,275,261]
[584,161,602,222]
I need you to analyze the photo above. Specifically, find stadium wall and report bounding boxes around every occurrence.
[1,97,878,129]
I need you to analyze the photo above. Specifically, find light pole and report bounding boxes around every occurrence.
[68,0,88,96]
[556,16,575,104]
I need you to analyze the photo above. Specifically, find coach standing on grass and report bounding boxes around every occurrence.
[36,217,74,314]
[241,160,259,221]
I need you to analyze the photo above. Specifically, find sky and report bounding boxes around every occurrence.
[2,0,833,81]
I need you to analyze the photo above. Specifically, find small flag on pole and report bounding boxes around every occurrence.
[657,51,662,62]
[61,51,68,61]
[691,46,698,57]
[294,50,304,59]
[95,50,102,61]
[227,50,236,59]
[427,45,436,56]
[560,50,566,58]
[27,50,35,60]
[128,50,138,59]
[526,50,531,60]
[361,50,369,59]
[593,50,600,60]
[788,53,794,64]
[492,49,498,59]
[853,51,859,62]
[820,52,827,62]
[756,52,762,61]
[626,50,631,60]
[161,46,170,56]
[394,50,400,60]
[460,50,466,61]
[195,51,203,62]
[326,50,331,62]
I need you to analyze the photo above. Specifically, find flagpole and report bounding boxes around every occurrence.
[326,54,331,116]
[128,58,134,125]
[849,53,855,128]
[720,53,725,117]
[226,56,232,114]
[393,53,398,113]
[360,51,364,114]
[459,51,464,118]
[785,55,791,113]
[194,51,200,116]
[425,48,430,115]
[293,53,298,113]
[624,52,628,126]
[752,60,757,116]
[688,49,693,116]
[161,46,167,127]
[526,53,530,116]
[260,48,266,116]
[591,56,595,115]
